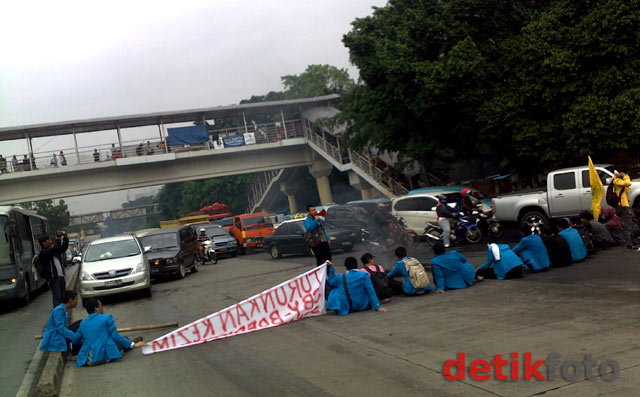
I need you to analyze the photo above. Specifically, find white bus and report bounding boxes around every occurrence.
[0,206,49,305]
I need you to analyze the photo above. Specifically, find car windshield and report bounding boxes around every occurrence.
[213,217,233,227]
[140,234,179,251]
[242,216,272,229]
[0,216,11,266]
[202,226,229,237]
[84,239,141,262]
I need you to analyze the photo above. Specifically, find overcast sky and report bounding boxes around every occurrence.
[0,0,386,214]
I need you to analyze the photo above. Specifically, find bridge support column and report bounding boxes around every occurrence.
[348,171,374,200]
[308,159,333,206]
[280,182,299,214]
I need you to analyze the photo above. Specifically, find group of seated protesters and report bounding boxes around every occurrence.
[326,215,597,316]
[39,290,145,366]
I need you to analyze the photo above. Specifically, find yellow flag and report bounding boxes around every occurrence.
[588,156,604,220]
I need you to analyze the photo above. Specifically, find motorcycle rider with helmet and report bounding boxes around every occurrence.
[460,188,478,216]
[197,228,210,258]
[436,194,458,248]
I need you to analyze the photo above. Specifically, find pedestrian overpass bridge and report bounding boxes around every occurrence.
[0,95,410,211]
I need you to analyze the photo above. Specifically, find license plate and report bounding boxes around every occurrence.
[342,242,352,246]
[105,279,122,286]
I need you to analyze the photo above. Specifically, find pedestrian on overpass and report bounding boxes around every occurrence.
[93,149,100,162]
[0,154,6,173]
[304,205,331,266]
[39,290,78,352]
[36,231,69,307]
[50,153,58,167]
[73,299,145,367]
[59,150,67,166]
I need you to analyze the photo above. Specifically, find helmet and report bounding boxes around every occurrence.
[438,194,447,202]
[199,228,206,233]
[461,188,471,197]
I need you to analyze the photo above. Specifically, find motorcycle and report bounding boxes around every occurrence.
[201,240,218,265]
[425,214,482,246]
[473,209,504,239]
[362,216,418,250]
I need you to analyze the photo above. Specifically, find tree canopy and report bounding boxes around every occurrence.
[20,199,70,234]
[342,0,640,175]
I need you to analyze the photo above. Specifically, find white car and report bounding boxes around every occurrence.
[79,235,151,299]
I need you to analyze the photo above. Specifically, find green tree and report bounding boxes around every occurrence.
[342,0,640,176]
[281,64,355,100]
[21,199,70,234]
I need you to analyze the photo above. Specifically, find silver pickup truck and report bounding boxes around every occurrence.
[492,165,640,228]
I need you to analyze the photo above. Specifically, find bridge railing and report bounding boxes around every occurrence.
[303,126,409,196]
[246,170,282,213]
[0,120,305,175]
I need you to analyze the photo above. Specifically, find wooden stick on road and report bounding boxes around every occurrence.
[34,322,179,340]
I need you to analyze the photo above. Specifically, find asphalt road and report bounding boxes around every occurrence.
[56,242,640,396]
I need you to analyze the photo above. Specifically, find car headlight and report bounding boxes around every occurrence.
[166,258,174,264]
[330,236,337,241]
[80,271,94,281]
[134,263,145,273]
[173,257,179,263]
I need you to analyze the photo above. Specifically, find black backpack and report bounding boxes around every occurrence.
[605,183,624,208]
[362,265,392,300]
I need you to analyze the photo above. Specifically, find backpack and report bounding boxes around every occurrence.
[605,183,624,208]
[362,265,392,300]
[403,258,431,290]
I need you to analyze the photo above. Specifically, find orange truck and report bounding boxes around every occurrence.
[231,212,274,254]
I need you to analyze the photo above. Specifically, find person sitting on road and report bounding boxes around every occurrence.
[326,258,388,315]
[557,218,588,262]
[476,236,524,280]
[39,290,78,352]
[436,194,457,248]
[580,211,615,249]
[601,207,624,245]
[73,298,145,367]
[511,225,551,272]
[540,226,573,267]
[359,253,391,303]
[431,242,480,294]
[387,247,432,295]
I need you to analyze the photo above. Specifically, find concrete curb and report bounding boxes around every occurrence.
[16,264,79,397]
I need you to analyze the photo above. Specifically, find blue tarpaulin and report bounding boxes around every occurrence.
[167,125,209,145]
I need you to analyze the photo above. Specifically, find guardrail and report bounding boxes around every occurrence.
[246,170,283,213]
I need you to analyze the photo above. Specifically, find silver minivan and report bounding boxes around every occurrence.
[79,235,151,299]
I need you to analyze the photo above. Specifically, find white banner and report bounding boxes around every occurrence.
[142,264,326,355]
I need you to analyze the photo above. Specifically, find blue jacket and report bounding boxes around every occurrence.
[304,216,329,240]
[327,267,381,315]
[512,235,551,271]
[387,257,432,295]
[558,228,587,262]
[478,244,523,280]
[72,313,132,367]
[430,251,476,291]
[40,304,75,352]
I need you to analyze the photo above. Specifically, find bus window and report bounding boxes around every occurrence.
[0,216,12,266]
[30,216,45,255]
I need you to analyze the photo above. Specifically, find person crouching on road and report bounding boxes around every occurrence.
[431,242,480,295]
[557,218,588,262]
[511,225,551,272]
[540,226,573,268]
[601,207,625,245]
[387,247,432,295]
[304,205,331,266]
[579,211,615,249]
[359,253,392,303]
[326,258,388,315]
[476,236,524,280]
[73,298,145,367]
[40,290,78,352]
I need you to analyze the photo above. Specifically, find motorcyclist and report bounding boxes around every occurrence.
[436,194,457,248]
[197,228,210,257]
[460,188,478,216]
[374,203,395,248]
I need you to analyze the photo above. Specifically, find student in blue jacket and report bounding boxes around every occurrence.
[476,236,524,280]
[387,247,432,295]
[326,258,388,315]
[73,299,145,366]
[512,225,551,272]
[431,242,479,294]
[40,290,78,352]
[557,218,587,262]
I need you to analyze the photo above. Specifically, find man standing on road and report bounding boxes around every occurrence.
[613,170,637,249]
[40,290,78,352]
[304,205,331,266]
[37,231,69,307]
[73,299,145,367]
